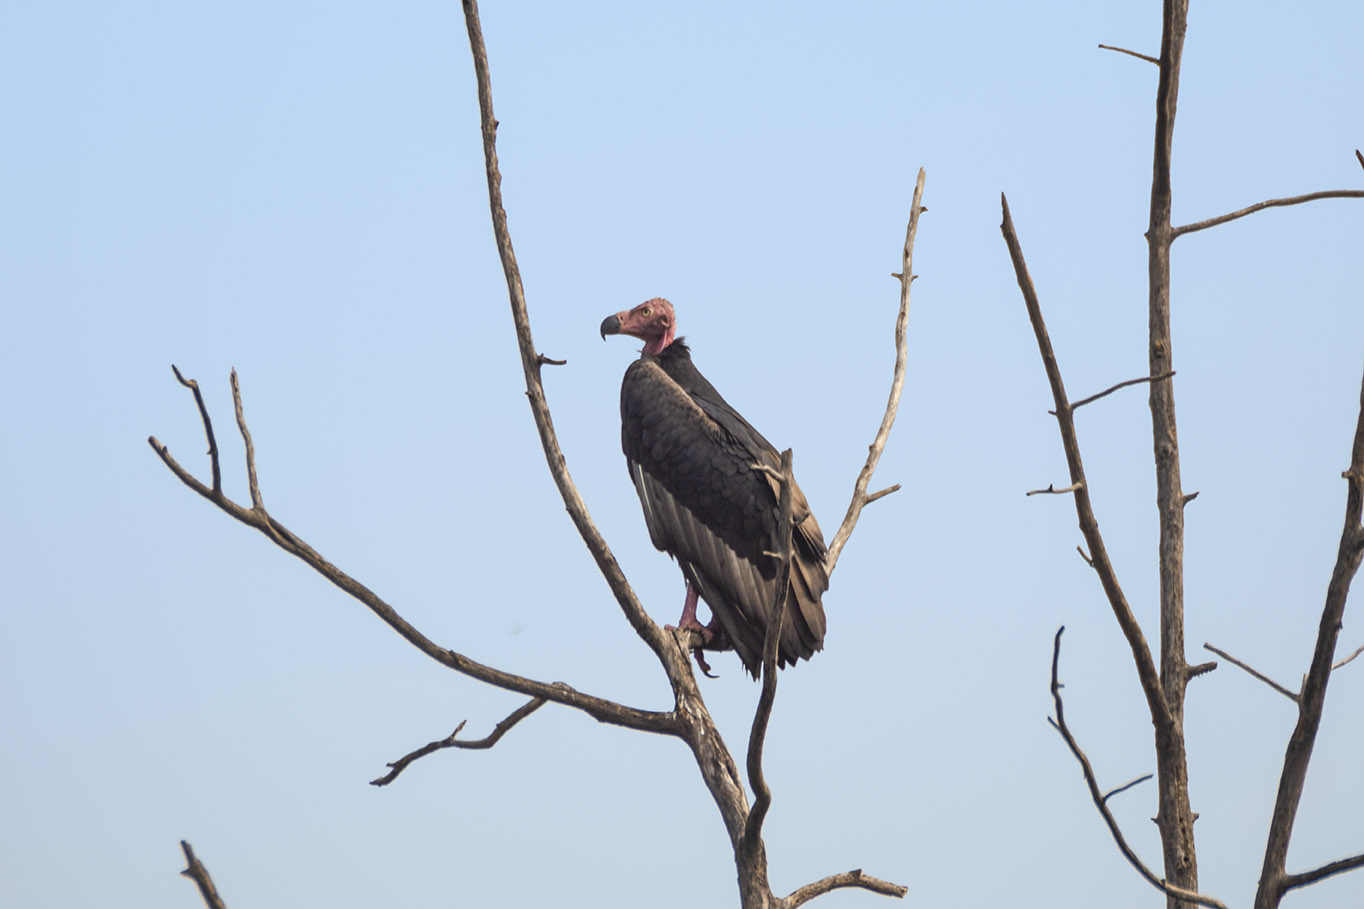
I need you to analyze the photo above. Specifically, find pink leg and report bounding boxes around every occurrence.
[666,583,719,676]
[672,583,711,638]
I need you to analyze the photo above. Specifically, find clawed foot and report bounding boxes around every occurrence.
[666,617,721,678]
[669,582,722,677]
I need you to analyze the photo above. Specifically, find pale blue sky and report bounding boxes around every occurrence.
[3,2,1363,907]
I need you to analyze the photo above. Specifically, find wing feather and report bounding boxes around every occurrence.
[621,351,829,676]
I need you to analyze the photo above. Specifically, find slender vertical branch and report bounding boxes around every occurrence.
[1253,364,1364,909]
[742,449,795,858]
[459,0,675,670]
[1145,3,1202,904]
[170,366,221,496]
[827,168,925,576]
[1000,195,1170,730]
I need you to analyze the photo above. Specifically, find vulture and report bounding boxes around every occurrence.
[600,298,829,677]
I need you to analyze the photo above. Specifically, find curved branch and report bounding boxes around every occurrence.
[170,365,220,495]
[826,168,925,576]
[1000,195,1171,730]
[785,869,908,907]
[371,697,547,786]
[1173,188,1364,239]
[741,450,795,856]
[1047,629,1229,909]
[1069,371,1174,411]
[149,370,676,738]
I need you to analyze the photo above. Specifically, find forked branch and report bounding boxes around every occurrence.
[149,369,674,737]
[827,168,926,576]
[371,696,547,786]
[1048,629,1229,909]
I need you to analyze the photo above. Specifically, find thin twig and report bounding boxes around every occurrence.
[864,484,901,505]
[1048,628,1229,909]
[1187,660,1218,680]
[370,697,547,786]
[179,841,228,909]
[1026,482,1082,497]
[741,449,795,856]
[827,168,925,576]
[786,869,908,907]
[1331,641,1364,671]
[1069,371,1174,411]
[1202,643,1299,703]
[1000,194,1171,731]
[1098,43,1159,65]
[1281,852,1364,895]
[1102,773,1154,804]
[171,366,221,496]
[230,370,264,512]
[1173,189,1364,239]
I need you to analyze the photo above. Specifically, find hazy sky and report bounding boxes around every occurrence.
[4,2,1363,907]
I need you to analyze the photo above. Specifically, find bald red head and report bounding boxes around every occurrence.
[599,298,677,355]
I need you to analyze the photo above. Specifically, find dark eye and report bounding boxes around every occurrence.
[641,307,652,316]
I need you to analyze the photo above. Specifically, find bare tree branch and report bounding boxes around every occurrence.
[458,0,681,675]
[864,484,901,505]
[1173,188,1364,239]
[1099,43,1159,65]
[170,366,221,496]
[149,371,676,737]
[785,869,908,907]
[1202,643,1299,703]
[370,697,547,787]
[1069,371,1175,411]
[1331,641,1364,671]
[1000,194,1171,731]
[1047,628,1229,909]
[1254,363,1364,909]
[180,841,228,909]
[155,7,911,906]
[1281,852,1364,895]
[1144,8,1205,899]
[459,5,904,904]
[1026,482,1083,497]
[827,168,926,576]
[1102,773,1154,804]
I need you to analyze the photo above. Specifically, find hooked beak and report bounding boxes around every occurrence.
[599,313,622,340]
